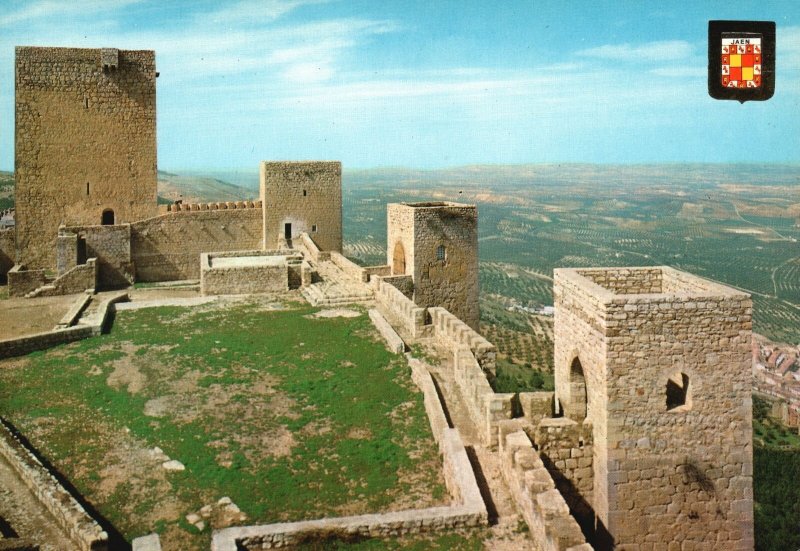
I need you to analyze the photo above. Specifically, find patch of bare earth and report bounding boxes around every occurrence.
[308,308,362,319]
[0,293,82,340]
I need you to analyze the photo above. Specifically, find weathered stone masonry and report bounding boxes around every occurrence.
[15,47,157,270]
[261,161,342,252]
[554,267,754,549]
[386,202,479,330]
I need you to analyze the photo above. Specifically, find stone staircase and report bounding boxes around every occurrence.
[301,260,374,306]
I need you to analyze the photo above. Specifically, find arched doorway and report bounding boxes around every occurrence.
[392,241,406,275]
[101,209,115,225]
[569,356,588,422]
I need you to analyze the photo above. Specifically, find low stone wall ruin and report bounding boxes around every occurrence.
[200,250,296,296]
[0,418,108,551]
[499,429,589,551]
[368,309,405,354]
[7,264,48,297]
[59,224,134,288]
[29,259,97,297]
[330,251,390,283]
[0,292,127,359]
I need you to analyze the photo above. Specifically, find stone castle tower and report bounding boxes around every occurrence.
[553,266,754,549]
[14,47,158,269]
[386,202,479,330]
[260,161,342,252]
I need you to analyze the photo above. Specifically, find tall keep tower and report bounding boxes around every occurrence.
[553,266,754,549]
[260,161,342,252]
[14,47,157,269]
[387,202,479,330]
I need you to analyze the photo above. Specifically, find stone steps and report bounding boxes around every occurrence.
[25,284,55,298]
[301,260,375,306]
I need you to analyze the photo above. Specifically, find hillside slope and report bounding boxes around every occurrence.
[157,171,255,203]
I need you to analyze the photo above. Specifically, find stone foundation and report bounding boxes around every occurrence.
[200,250,302,296]
[0,418,108,550]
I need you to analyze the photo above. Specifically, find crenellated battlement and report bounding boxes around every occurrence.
[159,200,262,214]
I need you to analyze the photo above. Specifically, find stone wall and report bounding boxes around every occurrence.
[56,232,79,275]
[386,202,479,330]
[382,275,414,299]
[261,161,342,252]
[130,209,262,281]
[534,418,595,536]
[452,345,513,448]
[0,228,15,283]
[162,200,260,213]
[500,429,589,551]
[0,418,108,550]
[374,277,430,339]
[299,232,330,262]
[7,264,48,297]
[576,267,662,295]
[31,259,96,297]
[368,309,405,354]
[0,292,127,359]
[59,224,132,287]
[429,307,496,376]
[330,251,390,283]
[15,47,157,270]
[554,266,754,548]
[200,251,297,296]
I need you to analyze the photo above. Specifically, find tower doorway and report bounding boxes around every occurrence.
[392,242,406,275]
[101,209,115,225]
[284,223,292,240]
[569,356,588,422]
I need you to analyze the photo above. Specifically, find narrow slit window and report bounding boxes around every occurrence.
[86,182,90,195]
[312,224,317,232]
[84,96,89,109]
[303,189,307,196]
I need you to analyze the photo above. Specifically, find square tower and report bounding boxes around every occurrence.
[15,47,157,269]
[260,161,342,252]
[387,202,479,330]
[553,266,753,549]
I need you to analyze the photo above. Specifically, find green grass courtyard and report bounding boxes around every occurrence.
[0,297,447,550]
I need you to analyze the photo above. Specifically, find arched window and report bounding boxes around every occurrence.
[436,244,446,261]
[101,209,115,226]
[569,357,588,422]
[392,242,406,275]
[666,372,691,411]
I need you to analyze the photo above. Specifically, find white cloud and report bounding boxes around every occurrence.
[578,40,695,62]
[0,0,143,27]
[193,0,328,26]
[649,66,706,78]
[282,62,334,83]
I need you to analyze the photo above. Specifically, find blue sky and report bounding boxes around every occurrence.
[0,0,799,170]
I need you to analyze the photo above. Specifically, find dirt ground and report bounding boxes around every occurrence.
[0,292,84,340]
[0,454,73,550]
